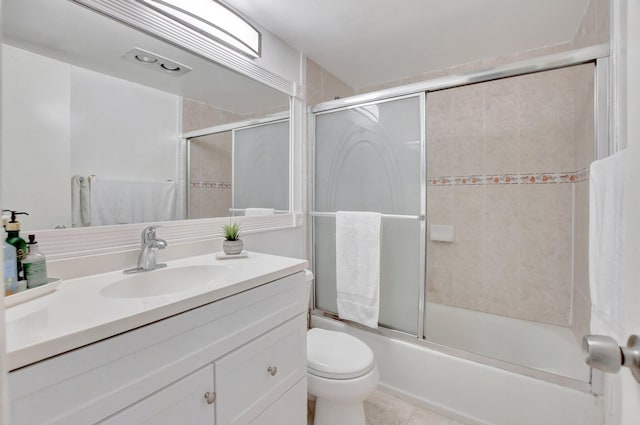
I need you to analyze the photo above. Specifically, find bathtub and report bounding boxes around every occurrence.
[424,302,591,382]
[311,313,603,425]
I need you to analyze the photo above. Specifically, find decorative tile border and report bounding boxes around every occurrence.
[190,180,232,189]
[428,167,589,186]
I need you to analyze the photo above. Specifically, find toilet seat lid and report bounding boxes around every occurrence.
[307,328,375,380]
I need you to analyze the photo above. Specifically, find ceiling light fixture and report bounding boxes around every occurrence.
[135,0,261,58]
[135,54,158,63]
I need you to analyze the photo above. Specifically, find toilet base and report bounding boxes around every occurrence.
[313,398,366,425]
[308,365,379,425]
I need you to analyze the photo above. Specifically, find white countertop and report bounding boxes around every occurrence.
[4,251,308,371]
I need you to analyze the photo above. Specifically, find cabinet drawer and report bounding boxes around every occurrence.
[100,365,215,425]
[215,314,306,425]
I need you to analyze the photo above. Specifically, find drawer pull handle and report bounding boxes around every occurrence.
[204,391,216,404]
[268,366,278,376]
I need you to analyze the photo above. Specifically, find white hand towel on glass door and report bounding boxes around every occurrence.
[336,211,382,329]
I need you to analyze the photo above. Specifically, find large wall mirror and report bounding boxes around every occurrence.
[1,0,291,233]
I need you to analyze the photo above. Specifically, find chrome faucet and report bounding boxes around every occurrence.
[124,226,168,274]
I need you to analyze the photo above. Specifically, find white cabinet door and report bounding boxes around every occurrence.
[100,365,215,425]
[215,315,307,425]
[249,379,306,425]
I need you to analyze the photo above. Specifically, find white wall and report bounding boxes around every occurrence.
[621,0,640,423]
[70,66,179,182]
[1,45,180,230]
[1,45,71,231]
[253,26,302,87]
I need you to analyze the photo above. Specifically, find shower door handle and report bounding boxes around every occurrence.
[582,334,640,383]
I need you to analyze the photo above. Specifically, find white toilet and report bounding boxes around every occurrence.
[304,270,380,425]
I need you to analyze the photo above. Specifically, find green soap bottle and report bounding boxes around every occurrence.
[4,210,29,281]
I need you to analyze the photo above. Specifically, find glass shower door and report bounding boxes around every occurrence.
[313,94,424,334]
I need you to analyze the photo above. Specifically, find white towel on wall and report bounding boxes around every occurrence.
[71,175,91,227]
[245,208,275,216]
[336,211,382,329]
[90,177,176,226]
[589,149,627,343]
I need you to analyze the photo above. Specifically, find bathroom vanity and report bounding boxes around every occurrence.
[5,252,308,425]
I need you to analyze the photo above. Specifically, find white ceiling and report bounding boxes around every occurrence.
[225,0,590,90]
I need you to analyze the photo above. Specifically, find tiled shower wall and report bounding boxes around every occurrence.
[183,99,241,218]
[426,64,594,327]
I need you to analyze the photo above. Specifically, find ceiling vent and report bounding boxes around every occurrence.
[122,47,192,77]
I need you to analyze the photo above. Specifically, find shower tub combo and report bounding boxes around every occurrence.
[310,44,610,425]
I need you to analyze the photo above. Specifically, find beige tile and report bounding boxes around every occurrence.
[519,275,571,325]
[451,239,486,311]
[484,78,519,133]
[518,184,571,233]
[201,104,241,127]
[182,98,202,132]
[518,72,558,131]
[453,186,484,241]
[596,0,610,43]
[427,91,455,138]
[306,58,323,105]
[483,230,520,277]
[427,240,453,267]
[357,69,451,95]
[427,186,454,222]
[572,289,592,341]
[484,130,519,174]
[557,231,574,285]
[451,85,484,139]
[484,277,522,318]
[450,268,486,312]
[518,126,560,174]
[449,54,518,75]
[573,0,598,48]
[483,184,520,234]
[321,66,355,103]
[517,42,573,61]
[427,136,454,177]
[427,265,452,305]
[452,132,484,176]
[519,230,561,280]
[364,391,413,425]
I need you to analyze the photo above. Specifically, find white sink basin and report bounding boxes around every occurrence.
[100,265,232,298]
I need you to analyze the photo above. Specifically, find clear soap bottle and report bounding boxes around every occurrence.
[23,234,48,289]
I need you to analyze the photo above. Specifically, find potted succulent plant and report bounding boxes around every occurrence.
[222,222,243,255]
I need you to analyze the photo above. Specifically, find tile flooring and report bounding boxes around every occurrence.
[308,390,466,425]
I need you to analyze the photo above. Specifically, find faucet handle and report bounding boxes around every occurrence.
[141,225,161,243]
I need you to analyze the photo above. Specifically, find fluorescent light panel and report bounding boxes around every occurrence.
[136,0,261,58]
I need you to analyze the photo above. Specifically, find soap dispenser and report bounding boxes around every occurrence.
[24,234,48,288]
[5,210,29,281]
[3,229,19,295]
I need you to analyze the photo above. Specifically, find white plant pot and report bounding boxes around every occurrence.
[223,239,243,255]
